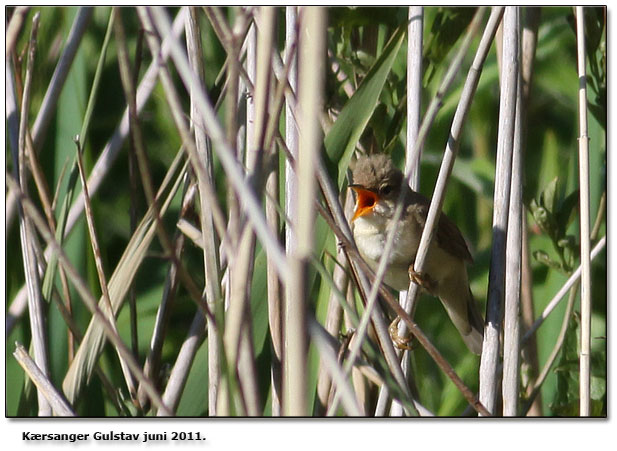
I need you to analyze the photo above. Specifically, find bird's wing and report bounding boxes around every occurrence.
[406,191,473,263]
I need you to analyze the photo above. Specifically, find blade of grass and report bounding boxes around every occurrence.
[61,151,187,405]
[323,26,406,187]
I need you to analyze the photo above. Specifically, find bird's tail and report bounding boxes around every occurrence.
[441,288,485,355]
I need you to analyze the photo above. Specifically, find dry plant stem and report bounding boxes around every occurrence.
[282,6,299,417]
[575,5,592,417]
[522,236,605,345]
[521,194,605,415]
[185,6,223,417]
[280,138,420,415]
[7,175,173,416]
[521,283,578,416]
[519,7,542,416]
[159,312,206,415]
[316,195,350,413]
[145,6,290,285]
[13,342,75,417]
[15,13,51,417]
[6,11,187,334]
[405,6,424,187]
[266,109,284,413]
[137,230,186,410]
[75,140,138,402]
[61,151,187,405]
[48,288,127,415]
[128,29,145,362]
[309,320,364,416]
[229,7,276,417]
[23,134,75,352]
[390,5,424,418]
[502,72,523,416]
[5,6,30,56]
[284,6,325,416]
[478,6,519,416]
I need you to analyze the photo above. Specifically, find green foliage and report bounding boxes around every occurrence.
[550,313,606,416]
[529,177,579,272]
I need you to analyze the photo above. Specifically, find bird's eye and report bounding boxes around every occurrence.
[381,185,393,195]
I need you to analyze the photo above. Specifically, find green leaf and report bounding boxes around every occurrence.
[323,26,406,188]
[550,313,606,416]
[533,250,563,272]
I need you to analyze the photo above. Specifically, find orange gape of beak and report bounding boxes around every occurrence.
[351,186,379,221]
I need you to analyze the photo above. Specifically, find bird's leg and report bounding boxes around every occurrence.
[408,264,438,295]
[388,316,416,351]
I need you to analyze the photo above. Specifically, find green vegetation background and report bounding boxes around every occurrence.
[5,7,606,416]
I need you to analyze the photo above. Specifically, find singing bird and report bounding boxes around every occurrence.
[349,154,484,354]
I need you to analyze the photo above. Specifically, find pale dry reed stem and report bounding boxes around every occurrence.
[479,7,519,415]
[390,5,423,417]
[521,197,605,415]
[185,6,223,417]
[5,7,31,57]
[158,313,206,415]
[519,6,542,416]
[15,13,51,416]
[281,6,299,417]
[14,342,75,417]
[284,6,325,416]
[575,5,592,417]
[502,72,523,416]
[309,321,364,416]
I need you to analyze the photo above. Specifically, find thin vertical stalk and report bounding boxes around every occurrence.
[282,5,299,416]
[575,5,592,417]
[284,6,325,416]
[502,72,523,416]
[391,6,423,417]
[75,139,138,402]
[158,312,206,415]
[519,7,542,416]
[185,6,223,417]
[316,195,350,413]
[5,6,31,57]
[15,13,51,417]
[479,6,519,415]
[405,6,424,188]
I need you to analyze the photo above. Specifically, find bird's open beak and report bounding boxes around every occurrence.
[350,185,380,221]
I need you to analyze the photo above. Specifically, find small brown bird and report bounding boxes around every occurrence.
[350,154,484,354]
